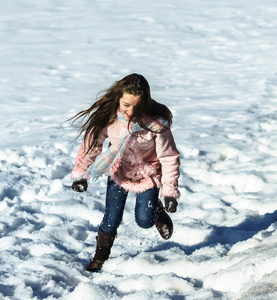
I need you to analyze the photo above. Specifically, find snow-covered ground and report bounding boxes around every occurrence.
[1,0,277,299]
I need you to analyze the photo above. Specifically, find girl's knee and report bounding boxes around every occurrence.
[135,215,156,229]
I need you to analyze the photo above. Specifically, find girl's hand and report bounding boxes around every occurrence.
[72,178,88,192]
[164,197,178,213]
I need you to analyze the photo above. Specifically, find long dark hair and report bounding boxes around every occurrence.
[69,73,173,153]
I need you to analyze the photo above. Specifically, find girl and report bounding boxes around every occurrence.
[70,73,180,272]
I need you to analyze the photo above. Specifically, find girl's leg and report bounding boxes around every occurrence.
[99,177,128,234]
[86,177,128,272]
[135,187,160,229]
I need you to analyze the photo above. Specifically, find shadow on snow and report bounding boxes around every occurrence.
[146,209,277,255]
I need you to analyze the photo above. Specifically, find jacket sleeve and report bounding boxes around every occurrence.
[71,128,108,180]
[155,127,181,199]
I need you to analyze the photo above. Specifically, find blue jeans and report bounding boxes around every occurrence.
[99,177,160,234]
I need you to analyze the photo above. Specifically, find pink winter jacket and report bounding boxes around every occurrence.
[72,114,181,198]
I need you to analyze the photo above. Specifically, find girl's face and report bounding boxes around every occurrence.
[119,93,140,120]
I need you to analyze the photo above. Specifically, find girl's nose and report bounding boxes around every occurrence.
[129,107,134,116]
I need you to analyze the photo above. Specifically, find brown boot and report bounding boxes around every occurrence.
[155,200,173,240]
[86,228,116,272]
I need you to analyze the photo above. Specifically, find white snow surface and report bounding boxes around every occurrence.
[1,0,277,299]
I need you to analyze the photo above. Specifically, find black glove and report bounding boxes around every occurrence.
[72,178,88,192]
[164,197,178,213]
